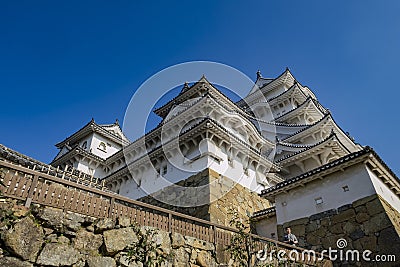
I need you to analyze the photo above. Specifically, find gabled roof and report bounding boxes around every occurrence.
[275,131,350,164]
[55,119,130,149]
[274,96,327,123]
[153,76,247,119]
[281,113,361,153]
[267,82,309,104]
[50,144,105,166]
[247,68,295,96]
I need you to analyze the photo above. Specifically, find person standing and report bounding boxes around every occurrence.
[283,227,298,246]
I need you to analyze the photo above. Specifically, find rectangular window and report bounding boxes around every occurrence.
[315,197,323,205]
[342,185,349,192]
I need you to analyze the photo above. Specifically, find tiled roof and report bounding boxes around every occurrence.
[261,146,398,197]
[251,206,276,219]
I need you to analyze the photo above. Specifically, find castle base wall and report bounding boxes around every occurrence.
[276,194,400,266]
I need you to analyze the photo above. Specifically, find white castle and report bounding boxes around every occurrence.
[49,69,400,249]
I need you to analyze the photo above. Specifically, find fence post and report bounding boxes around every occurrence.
[24,175,39,208]
[108,197,115,218]
[168,213,172,233]
[213,225,218,244]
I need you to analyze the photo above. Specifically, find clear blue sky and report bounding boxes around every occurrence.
[1,1,399,175]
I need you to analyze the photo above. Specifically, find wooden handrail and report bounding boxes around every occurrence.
[0,160,329,263]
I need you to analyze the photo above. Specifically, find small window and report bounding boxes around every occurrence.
[162,166,167,175]
[81,141,87,150]
[281,201,287,206]
[98,142,107,152]
[315,197,323,205]
[342,185,349,192]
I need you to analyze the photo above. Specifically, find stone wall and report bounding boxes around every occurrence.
[276,194,400,266]
[0,199,220,267]
[140,168,271,227]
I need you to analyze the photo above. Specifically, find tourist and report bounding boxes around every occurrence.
[283,227,298,246]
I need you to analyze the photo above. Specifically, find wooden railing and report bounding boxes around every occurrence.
[0,160,330,266]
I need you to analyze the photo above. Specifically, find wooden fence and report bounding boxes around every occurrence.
[0,160,329,266]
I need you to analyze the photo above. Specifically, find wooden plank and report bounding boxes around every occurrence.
[82,194,91,214]
[1,169,15,188]
[88,195,98,216]
[44,184,57,205]
[108,198,115,218]
[6,171,20,195]
[69,190,79,212]
[37,182,49,203]
[22,178,32,198]
[57,188,69,209]
[15,175,27,197]
[51,186,62,206]
[102,200,111,218]
[76,192,86,213]
[31,180,43,201]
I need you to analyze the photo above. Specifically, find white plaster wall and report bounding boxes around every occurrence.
[76,161,107,178]
[254,216,278,240]
[117,139,269,199]
[274,163,377,224]
[367,168,400,211]
[89,133,121,159]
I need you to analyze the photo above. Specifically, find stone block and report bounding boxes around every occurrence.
[337,204,353,213]
[103,227,138,254]
[306,234,320,246]
[87,256,116,267]
[171,232,186,248]
[0,257,34,267]
[305,221,318,232]
[173,247,190,267]
[349,229,365,240]
[362,212,392,234]
[377,227,400,256]
[330,223,343,234]
[94,218,115,233]
[118,216,131,227]
[291,224,306,237]
[359,236,377,252]
[74,229,103,254]
[355,212,369,223]
[37,207,65,230]
[331,209,355,224]
[196,250,217,267]
[352,194,378,207]
[3,216,44,262]
[36,243,81,266]
[365,198,384,216]
[185,236,214,251]
[314,226,328,237]
[343,221,359,234]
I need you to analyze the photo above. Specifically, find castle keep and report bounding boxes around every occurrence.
[2,68,399,261]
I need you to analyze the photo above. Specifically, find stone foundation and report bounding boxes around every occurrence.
[276,194,400,266]
[140,169,271,227]
[0,200,220,267]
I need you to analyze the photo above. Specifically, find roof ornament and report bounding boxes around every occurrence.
[183,81,189,90]
[115,118,119,125]
[256,70,262,79]
[275,135,280,143]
